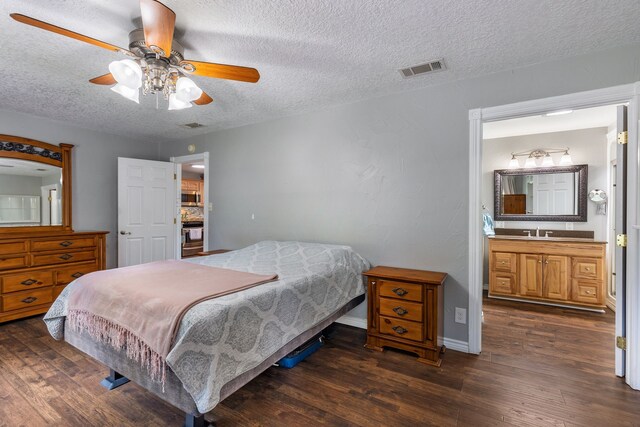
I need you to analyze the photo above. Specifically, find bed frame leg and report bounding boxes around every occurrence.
[184,413,212,427]
[100,369,130,390]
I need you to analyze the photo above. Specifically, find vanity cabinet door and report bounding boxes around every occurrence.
[519,254,543,297]
[543,255,569,300]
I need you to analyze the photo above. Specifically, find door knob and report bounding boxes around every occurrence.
[120,231,132,235]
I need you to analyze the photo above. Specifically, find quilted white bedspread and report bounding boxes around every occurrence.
[44,240,369,413]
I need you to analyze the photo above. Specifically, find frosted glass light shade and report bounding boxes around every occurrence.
[175,77,203,102]
[168,93,192,110]
[111,83,139,103]
[507,156,520,169]
[559,152,573,166]
[524,157,537,168]
[541,154,555,167]
[109,59,142,89]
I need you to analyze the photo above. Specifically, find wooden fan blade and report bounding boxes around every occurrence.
[179,60,260,83]
[10,14,129,54]
[140,0,176,57]
[89,73,117,85]
[194,91,213,106]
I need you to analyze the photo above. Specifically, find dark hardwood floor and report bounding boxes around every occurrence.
[1,296,639,426]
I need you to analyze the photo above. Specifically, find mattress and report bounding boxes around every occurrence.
[44,240,370,414]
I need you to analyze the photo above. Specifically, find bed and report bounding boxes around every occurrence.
[44,240,369,426]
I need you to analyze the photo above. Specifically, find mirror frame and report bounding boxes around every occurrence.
[0,134,73,232]
[494,164,588,222]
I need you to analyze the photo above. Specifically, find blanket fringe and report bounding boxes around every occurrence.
[68,310,166,390]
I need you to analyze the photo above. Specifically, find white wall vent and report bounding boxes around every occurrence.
[399,59,446,78]
[181,122,206,129]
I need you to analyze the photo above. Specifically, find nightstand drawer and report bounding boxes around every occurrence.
[378,279,423,302]
[379,297,423,322]
[379,316,423,342]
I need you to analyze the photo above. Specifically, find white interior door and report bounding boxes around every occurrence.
[615,105,628,377]
[533,173,574,215]
[118,158,176,267]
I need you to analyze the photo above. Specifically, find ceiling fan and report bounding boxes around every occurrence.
[10,0,260,110]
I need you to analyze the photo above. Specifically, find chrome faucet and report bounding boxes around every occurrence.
[523,230,532,238]
[535,227,540,237]
[545,231,553,238]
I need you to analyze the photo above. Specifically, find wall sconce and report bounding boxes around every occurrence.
[507,148,573,169]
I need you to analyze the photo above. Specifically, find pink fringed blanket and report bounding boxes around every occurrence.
[67,260,278,384]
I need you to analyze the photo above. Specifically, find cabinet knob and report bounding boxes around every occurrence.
[538,260,542,263]
[501,261,506,264]
[585,267,591,271]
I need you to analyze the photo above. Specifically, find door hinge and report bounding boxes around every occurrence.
[616,234,627,247]
[617,131,628,145]
[616,336,627,350]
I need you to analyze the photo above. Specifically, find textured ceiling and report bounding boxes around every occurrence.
[484,105,619,139]
[1,0,640,142]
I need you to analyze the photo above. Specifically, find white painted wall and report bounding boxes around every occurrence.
[0,109,159,268]
[158,43,640,344]
[482,127,609,285]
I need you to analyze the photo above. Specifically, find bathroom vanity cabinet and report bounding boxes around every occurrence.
[488,237,607,310]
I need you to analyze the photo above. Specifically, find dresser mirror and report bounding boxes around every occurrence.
[0,135,73,232]
[494,164,588,222]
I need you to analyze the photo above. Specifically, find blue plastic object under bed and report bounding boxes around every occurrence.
[276,335,324,368]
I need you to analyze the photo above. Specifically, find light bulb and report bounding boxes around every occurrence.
[559,151,573,166]
[109,59,142,89]
[524,157,537,168]
[111,83,139,103]
[541,154,555,167]
[168,93,192,110]
[508,156,520,169]
[175,77,203,103]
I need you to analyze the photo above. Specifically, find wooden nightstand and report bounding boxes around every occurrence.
[364,266,447,366]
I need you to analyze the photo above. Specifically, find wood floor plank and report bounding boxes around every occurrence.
[0,295,639,426]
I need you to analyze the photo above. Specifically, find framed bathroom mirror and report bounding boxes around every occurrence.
[494,164,588,222]
[0,135,73,232]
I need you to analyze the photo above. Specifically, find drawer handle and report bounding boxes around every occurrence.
[59,254,73,261]
[21,297,37,304]
[392,326,408,335]
[392,287,408,297]
[393,306,408,316]
[20,279,37,286]
[59,241,73,247]
[71,272,84,279]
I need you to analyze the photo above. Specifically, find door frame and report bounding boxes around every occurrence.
[468,82,640,389]
[171,152,210,258]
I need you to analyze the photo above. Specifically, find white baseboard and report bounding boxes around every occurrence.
[335,315,470,353]
[335,315,367,329]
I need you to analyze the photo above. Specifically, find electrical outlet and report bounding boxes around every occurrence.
[565,222,574,230]
[455,307,467,324]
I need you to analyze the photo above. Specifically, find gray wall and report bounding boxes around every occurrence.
[0,109,159,268]
[0,175,43,196]
[159,43,640,344]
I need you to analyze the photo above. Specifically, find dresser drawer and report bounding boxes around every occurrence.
[0,254,29,271]
[379,316,423,342]
[572,257,603,281]
[1,270,54,293]
[378,279,423,302]
[32,249,96,267]
[2,288,52,312]
[0,240,28,256]
[31,237,96,252]
[492,252,517,273]
[490,272,516,295]
[56,263,99,285]
[379,297,423,322]
[572,279,603,305]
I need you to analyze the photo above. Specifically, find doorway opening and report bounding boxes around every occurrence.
[171,152,210,259]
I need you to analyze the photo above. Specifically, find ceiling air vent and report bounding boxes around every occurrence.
[181,122,206,129]
[399,59,446,79]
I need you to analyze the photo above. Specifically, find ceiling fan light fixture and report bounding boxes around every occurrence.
[111,83,140,104]
[109,59,142,89]
[175,77,203,103]
[168,93,192,110]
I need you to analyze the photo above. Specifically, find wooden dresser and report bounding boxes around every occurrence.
[488,237,607,310]
[0,134,108,322]
[364,266,447,366]
[0,231,107,323]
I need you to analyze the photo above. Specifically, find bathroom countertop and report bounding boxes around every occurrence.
[488,235,607,244]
